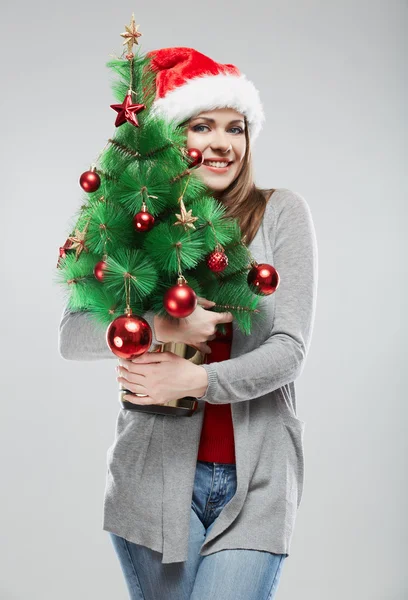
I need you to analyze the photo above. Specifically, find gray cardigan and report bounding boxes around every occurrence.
[58,187,318,564]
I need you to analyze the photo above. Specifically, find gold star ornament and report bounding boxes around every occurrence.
[67,226,89,260]
[173,199,199,232]
[120,13,142,54]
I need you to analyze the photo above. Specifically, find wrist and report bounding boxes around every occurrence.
[153,314,170,344]
[192,365,209,398]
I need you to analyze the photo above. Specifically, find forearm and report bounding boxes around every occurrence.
[58,305,161,361]
[196,334,305,403]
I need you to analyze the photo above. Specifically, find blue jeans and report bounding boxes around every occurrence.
[108,460,287,599]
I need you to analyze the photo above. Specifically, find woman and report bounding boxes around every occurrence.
[58,47,318,600]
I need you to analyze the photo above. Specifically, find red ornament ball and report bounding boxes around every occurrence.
[94,260,107,281]
[56,247,66,268]
[163,282,197,318]
[133,210,155,232]
[56,238,74,268]
[106,314,152,359]
[247,263,280,296]
[79,169,101,193]
[206,250,229,273]
[186,148,204,169]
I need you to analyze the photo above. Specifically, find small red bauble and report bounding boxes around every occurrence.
[206,249,229,273]
[94,260,107,281]
[106,313,152,359]
[163,279,197,318]
[247,263,280,296]
[186,148,204,169]
[57,247,66,268]
[79,168,101,193]
[133,210,155,232]
[56,239,74,268]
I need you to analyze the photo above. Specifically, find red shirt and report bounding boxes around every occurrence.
[196,321,236,464]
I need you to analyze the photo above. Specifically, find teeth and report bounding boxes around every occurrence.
[205,161,229,168]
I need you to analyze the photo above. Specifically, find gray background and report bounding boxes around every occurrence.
[0,1,406,598]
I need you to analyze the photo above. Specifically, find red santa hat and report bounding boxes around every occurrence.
[146,47,265,144]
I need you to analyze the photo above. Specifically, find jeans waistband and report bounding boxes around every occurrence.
[197,460,236,468]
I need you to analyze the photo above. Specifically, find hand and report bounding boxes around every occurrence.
[116,351,208,405]
[154,296,233,355]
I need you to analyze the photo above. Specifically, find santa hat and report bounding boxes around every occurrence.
[146,47,265,143]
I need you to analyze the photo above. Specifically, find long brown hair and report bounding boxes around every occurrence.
[179,116,275,245]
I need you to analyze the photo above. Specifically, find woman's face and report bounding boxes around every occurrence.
[185,108,247,192]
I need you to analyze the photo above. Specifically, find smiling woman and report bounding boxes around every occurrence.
[59,42,318,600]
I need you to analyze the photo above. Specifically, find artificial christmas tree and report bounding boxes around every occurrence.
[55,14,280,416]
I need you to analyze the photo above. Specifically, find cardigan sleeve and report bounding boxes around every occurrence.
[196,190,318,404]
[58,305,161,361]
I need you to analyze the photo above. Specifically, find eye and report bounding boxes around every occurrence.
[191,124,244,134]
[191,124,210,132]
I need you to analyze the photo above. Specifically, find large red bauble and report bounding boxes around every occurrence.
[247,263,280,296]
[79,169,101,193]
[186,148,204,168]
[94,260,107,281]
[206,250,228,273]
[163,282,197,318]
[133,210,155,232]
[106,314,152,359]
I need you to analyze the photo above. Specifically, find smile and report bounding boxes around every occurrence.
[202,160,233,173]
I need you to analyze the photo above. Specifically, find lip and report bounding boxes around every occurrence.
[202,160,233,174]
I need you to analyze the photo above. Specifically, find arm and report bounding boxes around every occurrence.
[58,306,162,361]
[196,190,318,404]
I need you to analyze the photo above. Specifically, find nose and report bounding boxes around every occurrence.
[210,133,232,155]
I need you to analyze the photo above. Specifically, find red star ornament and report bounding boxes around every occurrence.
[110,91,146,127]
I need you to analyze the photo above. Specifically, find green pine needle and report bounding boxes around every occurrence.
[112,161,171,216]
[54,251,100,310]
[102,247,159,301]
[85,201,135,254]
[142,221,206,275]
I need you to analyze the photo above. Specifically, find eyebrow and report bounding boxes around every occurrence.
[190,116,245,125]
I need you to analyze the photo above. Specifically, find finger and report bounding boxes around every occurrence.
[208,334,217,341]
[129,352,169,364]
[123,393,168,406]
[117,368,146,385]
[118,353,158,367]
[189,343,212,355]
[196,296,216,308]
[118,377,147,394]
[117,358,133,369]
[215,311,234,323]
[123,393,151,404]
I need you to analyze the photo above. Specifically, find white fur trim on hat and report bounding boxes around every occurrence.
[150,72,265,143]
